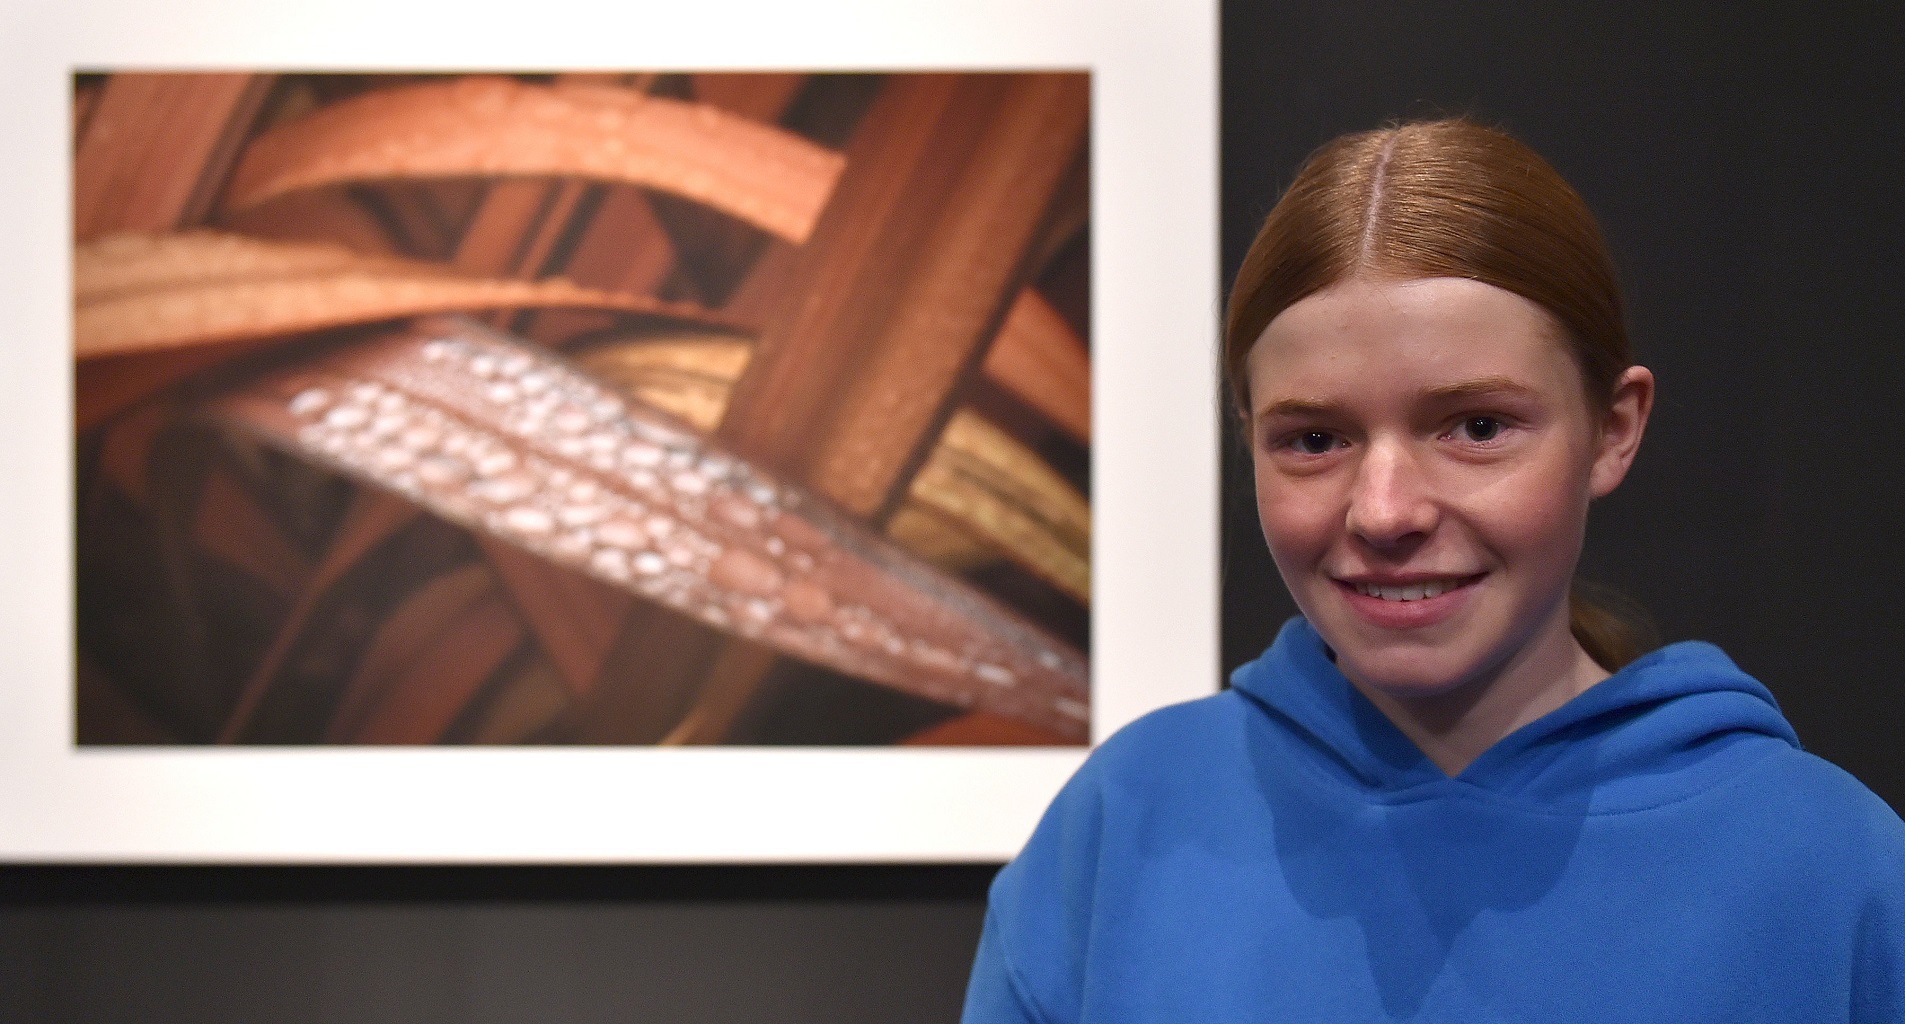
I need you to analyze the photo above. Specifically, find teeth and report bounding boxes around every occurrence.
[1355,579,1463,602]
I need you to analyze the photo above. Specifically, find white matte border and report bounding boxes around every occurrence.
[0,0,1218,862]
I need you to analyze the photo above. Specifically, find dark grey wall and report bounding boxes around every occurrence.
[0,867,991,1023]
[1222,0,1905,810]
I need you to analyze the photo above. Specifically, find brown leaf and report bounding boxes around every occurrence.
[210,317,1089,740]
[477,534,631,696]
[74,73,274,240]
[75,231,743,361]
[982,288,1091,443]
[224,77,845,244]
[324,562,525,743]
[216,489,419,742]
[191,463,313,596]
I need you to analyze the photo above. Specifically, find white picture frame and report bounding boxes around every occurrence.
[0,0,1219,862]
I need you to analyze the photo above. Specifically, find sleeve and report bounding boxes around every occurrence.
[1849,795,1905,1023]
[960,907,1045,1024]
[958,750,1113,1024]
[1851,844,1905,1023]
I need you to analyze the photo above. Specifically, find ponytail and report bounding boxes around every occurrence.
[1568,580,1658,671]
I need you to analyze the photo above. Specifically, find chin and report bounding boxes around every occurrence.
[1336,652,1481,702]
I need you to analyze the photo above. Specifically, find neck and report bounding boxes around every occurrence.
[1352,617,1610,777]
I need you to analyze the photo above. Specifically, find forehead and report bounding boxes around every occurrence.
[1245,277,1582,412]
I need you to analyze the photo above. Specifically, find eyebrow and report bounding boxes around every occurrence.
[1253,376,1542,423]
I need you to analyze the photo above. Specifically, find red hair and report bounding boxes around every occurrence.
[1225,118,1630,415]
[1225,118,1651,668]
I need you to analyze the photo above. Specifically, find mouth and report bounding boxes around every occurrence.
[1344,576,1483,603]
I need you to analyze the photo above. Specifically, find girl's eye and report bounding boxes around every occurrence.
[1458,416,1504,442]
[1290,430,1338,455]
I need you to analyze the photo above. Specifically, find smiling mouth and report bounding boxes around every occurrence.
[1344,576,1482,602]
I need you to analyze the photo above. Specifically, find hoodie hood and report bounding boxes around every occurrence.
[1230,618,1801,813]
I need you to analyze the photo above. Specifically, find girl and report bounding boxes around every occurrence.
[962,119,1905,1022]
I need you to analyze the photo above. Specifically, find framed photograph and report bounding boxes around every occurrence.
[0,0,1218,861]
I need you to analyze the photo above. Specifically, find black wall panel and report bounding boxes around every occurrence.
[0,867,991,1023]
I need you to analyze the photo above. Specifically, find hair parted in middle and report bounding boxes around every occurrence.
[1223,117,1632,418]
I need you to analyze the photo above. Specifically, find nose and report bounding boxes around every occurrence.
[1344,439,1438,548]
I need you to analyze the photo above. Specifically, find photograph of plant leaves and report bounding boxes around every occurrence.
[73,71,1090,746]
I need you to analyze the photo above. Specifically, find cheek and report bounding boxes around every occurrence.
[1475,457,1593,571]
[1252,462,1336,569]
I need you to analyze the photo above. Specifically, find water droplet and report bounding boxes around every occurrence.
[486,382,520,405]
[974,663,1015,687]
[698,455,732,480]
[375,391,404,412]
[627,469,658,491]
[324,405,370,429]
[665,543,695,568]
[765,536,786,557]
[633,551,667,576]
[645,516,675,537]
[519,372,551,396]
[473,450,517,477]
[422,340,454,362]
[470,473,535,504]
[710,548,785,597]
[621,443,663,468]
[469,355,499,378]
[667,449,694,469]
[588,451,617,472]
[671,471,709,495]
[399,424,440,451]
[591,548,630,581]
[1055,698,1088,721]
[1037,650,1063,671]
[779,579,833,624]
[500,352,532,376]
[369,412,405,438]
[590,398,622,421]
[746,482,778,507]
[348,382,383,403]
[373,446,414,472]
[417,456,471,486]
[714,494,760,529]
[553,409,591,434]
[568,480,601,502]
[503,507,554,535]
[288,388,332,416]
[912,642,963,673]
[595,519,648,550]
[555,436,588,459]
[558,505,606,528]
[551,531,592,559]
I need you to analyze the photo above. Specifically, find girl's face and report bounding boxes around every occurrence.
[1245,276,1649,703]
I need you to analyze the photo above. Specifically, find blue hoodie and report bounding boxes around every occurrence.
[965,618,1905,1022]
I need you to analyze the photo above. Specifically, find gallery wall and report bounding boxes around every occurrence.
[4,2,1900,1021]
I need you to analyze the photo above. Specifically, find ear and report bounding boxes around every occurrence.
[1589,365,1654,498]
